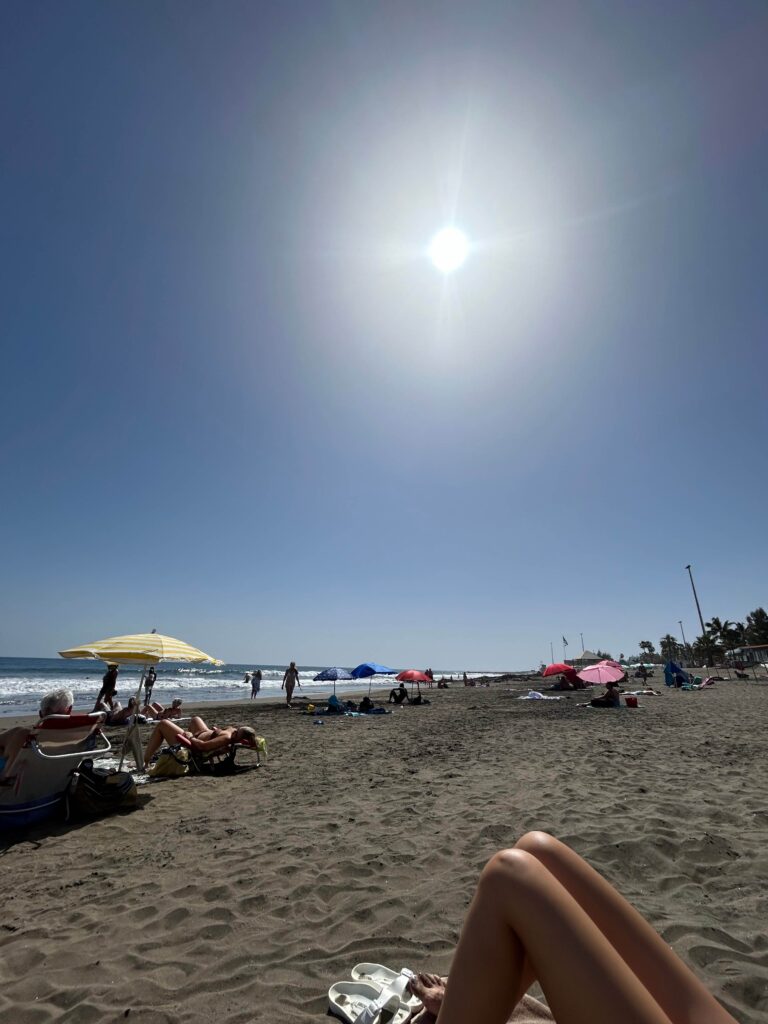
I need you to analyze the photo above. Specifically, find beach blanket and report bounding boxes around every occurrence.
[517,691,562,701]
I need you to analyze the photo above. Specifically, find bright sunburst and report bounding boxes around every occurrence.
[428,226,469,273]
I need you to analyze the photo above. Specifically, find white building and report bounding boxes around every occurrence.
[727,645,768,666]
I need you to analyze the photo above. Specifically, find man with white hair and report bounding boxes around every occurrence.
[0,688,75,777]
[39,688,74,718]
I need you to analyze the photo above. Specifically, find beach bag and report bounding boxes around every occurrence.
[148,745,189,778]
[67,760,138,819]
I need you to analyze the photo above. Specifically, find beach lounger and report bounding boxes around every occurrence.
[0,713,111,829]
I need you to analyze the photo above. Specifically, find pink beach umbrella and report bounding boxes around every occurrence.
[577,663,625,685]
[599,659,623,669]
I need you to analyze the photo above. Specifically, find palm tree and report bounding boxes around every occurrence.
[704,617,735,653]
[745,607,768,645]
[659,634,680,661]
[720,621,744,654]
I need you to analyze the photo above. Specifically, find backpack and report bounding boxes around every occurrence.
[66,760,138,820]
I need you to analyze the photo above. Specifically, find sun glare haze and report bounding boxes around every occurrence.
[428,226,469,273]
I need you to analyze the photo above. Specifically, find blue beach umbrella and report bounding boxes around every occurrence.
[350,662,398,696]
[313,666,353,695]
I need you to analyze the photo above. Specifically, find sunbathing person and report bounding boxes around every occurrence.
[142,715,258,769]
[406,831,737,1024]
[142,698,183,720]
[1,688,75,776]
[109,698,139,726]
[388,683,410,705]
[588,680,621,708]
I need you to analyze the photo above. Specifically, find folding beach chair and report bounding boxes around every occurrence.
[174,733,265,776]
[0,713,111,829]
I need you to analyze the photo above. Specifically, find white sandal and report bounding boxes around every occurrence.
[328,979,412,1024]
[350,964,420,1012]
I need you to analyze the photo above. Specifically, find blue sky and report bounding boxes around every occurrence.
[2,1,767,668]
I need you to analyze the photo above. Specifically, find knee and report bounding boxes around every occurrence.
[515,831,560,858]
[480,848,540,895]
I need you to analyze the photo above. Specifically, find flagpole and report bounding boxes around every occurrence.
[550,641,554,664]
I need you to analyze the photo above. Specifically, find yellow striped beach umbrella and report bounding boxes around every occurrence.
[59,632,223,772]
[59,632,223,666]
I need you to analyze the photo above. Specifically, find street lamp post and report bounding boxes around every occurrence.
[678,620,689,664]
[685,564,710,666]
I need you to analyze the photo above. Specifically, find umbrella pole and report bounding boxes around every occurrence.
[118,665,146,772]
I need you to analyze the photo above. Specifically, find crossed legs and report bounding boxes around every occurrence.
[429,832,736,1024]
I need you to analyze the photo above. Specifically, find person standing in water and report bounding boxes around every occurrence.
[281,662,301,707]
[250,669,262,699]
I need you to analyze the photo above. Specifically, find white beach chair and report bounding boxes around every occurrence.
[0,713,111,830]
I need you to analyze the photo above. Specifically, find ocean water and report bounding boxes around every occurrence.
[0,658,492,718]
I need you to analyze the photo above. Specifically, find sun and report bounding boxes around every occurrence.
[428,226,469,273]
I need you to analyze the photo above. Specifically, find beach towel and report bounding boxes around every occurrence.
[511,995,553,1021]
[412,995,553,1023]
[517,691,562,701]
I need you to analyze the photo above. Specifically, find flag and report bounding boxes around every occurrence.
[562,636,568,646]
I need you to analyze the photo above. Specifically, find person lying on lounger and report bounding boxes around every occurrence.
[109,697,148,726]
[142,715,259,769]
[142,698,183,720]
[405,831,737,1024]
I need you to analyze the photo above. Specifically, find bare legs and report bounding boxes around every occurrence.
[142,719,186,767]
[433,832,736,1024]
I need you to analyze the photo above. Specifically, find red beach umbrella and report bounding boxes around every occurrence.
[396,669,430,683]
[396,669,430,692]
[542,663,576,677]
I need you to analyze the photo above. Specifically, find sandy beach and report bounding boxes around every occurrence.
[1,681,767,1023]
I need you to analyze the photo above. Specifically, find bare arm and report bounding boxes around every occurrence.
[188,731,236,754]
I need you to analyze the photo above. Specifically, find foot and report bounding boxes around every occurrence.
[407,973,445,1019]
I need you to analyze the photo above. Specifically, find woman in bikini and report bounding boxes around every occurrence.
[407,831,737,1024]
[142,715,258,769]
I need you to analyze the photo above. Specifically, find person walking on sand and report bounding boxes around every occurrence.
[96,664,119,708]
[282,662,301,707]
[250,669,262,699]
[144,666,157,705]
